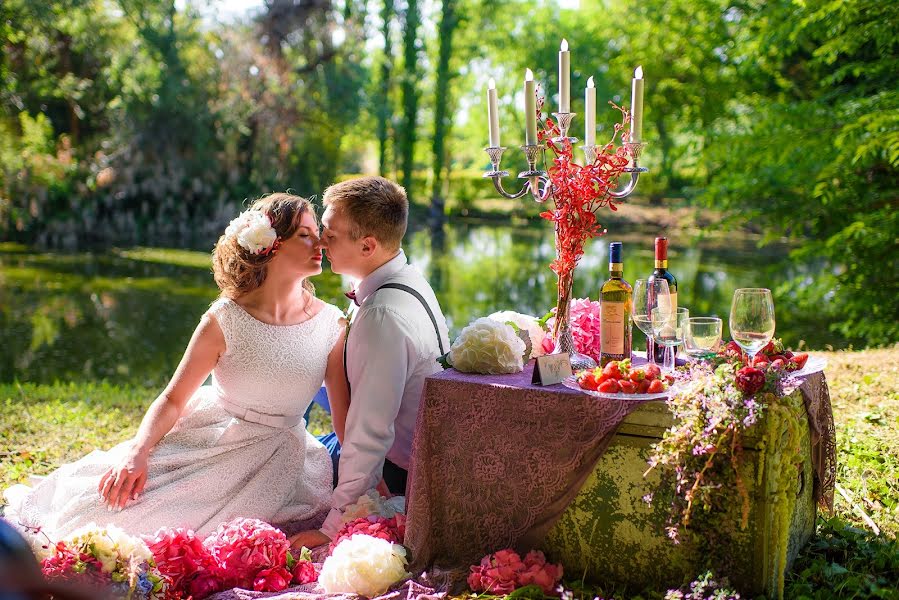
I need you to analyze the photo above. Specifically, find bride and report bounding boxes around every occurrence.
[4,193,349,544]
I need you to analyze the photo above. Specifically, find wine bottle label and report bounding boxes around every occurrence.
[601,302,626,355]
[670,292,678,314]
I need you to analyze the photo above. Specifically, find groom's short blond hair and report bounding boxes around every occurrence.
[323,176,408,251]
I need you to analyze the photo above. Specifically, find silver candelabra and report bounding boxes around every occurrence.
[482,110,649,371]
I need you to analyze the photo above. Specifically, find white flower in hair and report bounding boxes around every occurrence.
[225,209,278,254]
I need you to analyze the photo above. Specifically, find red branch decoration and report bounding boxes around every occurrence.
[535,93,632,340]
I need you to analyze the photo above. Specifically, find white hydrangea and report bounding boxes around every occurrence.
[225,209,278,254]
[449,317,526,374]
[319,534,410,597]
[487,310,547,359]
[65,523,151,574]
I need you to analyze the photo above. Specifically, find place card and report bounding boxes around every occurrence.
[532,353,573,386]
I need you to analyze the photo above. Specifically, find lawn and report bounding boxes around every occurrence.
[1,348,897,598]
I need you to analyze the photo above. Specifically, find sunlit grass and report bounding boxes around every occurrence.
[116,247,213,270]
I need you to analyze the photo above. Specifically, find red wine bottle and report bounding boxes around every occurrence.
[647,237,678,363]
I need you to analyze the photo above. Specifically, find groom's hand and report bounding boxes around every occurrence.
[289,529,330,550]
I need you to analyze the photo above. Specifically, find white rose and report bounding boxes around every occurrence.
[449,317,526,374]
[319,534,410,596]
[487,310,547,359]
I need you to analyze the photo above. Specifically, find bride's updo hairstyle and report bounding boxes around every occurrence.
[213,193,316,298]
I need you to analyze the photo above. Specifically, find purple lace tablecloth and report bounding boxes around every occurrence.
[405,361,835,574]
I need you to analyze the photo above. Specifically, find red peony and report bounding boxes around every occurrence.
[291,559,318,585]
[253,566,293,592]
[467,548,562,596]
[144,527,220,597]
[735,366,766,396]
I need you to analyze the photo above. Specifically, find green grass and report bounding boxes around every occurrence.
[1,348,897,598]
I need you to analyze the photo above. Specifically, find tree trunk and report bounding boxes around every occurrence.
[399,0,421,197]
[377,0,395,176]
[429,0,458,223]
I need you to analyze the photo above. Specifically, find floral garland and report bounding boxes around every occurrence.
[644,343,801,543]
[535,94,631,340]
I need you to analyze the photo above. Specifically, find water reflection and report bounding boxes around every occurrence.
[0,222,837,385]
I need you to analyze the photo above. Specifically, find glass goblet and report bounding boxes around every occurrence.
[655,307,689,373]
[632,278,671,366]
[729,288,775,366]
[684,317,723,360]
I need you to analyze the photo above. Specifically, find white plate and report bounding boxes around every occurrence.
[561,375,673,401]
[787,355,827,378]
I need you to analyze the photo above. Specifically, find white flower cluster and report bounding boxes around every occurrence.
[63,523,153,574]
[449,317,526,374]
[224,209,278,254]
[487,310,547,359]
[341,489,404,524]
[319,534,410,596]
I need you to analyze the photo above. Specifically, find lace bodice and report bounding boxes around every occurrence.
[208,298,344,419]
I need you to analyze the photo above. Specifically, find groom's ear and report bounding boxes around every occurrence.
[360,235,378,257]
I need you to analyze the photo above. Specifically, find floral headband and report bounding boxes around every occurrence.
[225,209,281,256]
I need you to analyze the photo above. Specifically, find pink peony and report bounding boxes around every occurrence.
[292,559,319,585]
[204,518,291,590]
[329,515,405,555]
[468,548,563,596]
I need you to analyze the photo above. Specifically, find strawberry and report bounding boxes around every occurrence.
[761,340,777,356]
[598,379,621,394]
[725,341,743,356]
[619,380,637,394]
[629,370,645,382]
[644,364,662,380]
[753,354,770,367]
[602,361,623,380]
[769,358,786,372]
[579,373,599,390]
[790,353,809,370]
[637,379,651,394]
[664,374,675,385]
[647,379,665,394]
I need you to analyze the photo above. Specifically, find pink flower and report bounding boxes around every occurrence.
[253,566,293,592]
[569,298,603,361]
[292,559,319,585]
[329,515,405,555]
[189,572,223,598]
[542,335,556,354]
[144,526,220,596]
[204,518,291,589]
[467,548,563,596]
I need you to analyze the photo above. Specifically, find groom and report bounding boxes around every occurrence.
[291,176,450,548]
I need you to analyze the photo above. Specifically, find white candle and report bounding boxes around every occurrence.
[559,39,570,113]
[524,68,537,146]
[487,78,500,147]
[630,65,644,143]
[585,76,596,147]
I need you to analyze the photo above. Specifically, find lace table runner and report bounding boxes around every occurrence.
[405,363,836,573]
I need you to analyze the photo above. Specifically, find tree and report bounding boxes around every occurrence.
[429,0,461,221]
[398,0,422,197]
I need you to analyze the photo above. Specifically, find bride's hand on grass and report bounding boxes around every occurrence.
[98,448,149,510]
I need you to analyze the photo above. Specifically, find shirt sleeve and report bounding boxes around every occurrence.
[321,305,413,537]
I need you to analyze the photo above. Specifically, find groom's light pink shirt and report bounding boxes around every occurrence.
[321,250,449,537]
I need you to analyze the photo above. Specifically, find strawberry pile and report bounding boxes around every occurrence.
[719,338,809,372]
[575,359,674,395]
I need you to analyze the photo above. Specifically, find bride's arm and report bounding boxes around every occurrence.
[324,329,349,444]
[98,313,225,510]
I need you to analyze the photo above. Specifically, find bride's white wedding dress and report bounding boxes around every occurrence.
[4,298,342,544]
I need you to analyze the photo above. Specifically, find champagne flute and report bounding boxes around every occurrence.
[684,317,723,360]
[729,288,775,366]
[656,307,689,373]
[632,278,670,366]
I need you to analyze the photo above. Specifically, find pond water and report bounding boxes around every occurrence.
[0,219,840,387]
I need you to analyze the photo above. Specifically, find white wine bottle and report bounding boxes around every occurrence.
[600,242,633,366]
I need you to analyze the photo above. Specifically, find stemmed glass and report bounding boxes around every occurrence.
[684,317,723,360]
[729,288,776,366]
[656,307,689,373]
[632,278,671,367]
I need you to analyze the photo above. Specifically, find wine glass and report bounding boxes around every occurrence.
[684,317,723,360]
[656,307,689,373]
[632,278,671,366]
[729,288,775,366]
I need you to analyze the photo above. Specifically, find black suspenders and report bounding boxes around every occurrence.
[342,282,446,394]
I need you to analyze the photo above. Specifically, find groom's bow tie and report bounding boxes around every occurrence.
[344,289,360,307]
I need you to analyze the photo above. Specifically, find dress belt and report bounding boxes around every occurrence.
[218,397,303,429]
